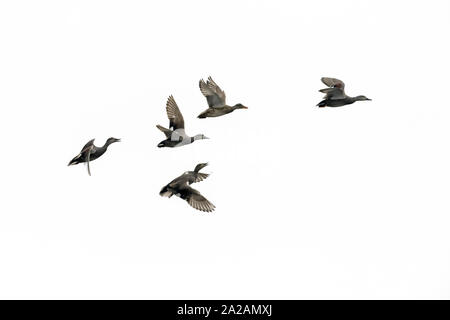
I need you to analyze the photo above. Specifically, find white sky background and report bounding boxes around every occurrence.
[0,0,449,299]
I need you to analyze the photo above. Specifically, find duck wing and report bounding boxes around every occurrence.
[183,171,209,184]
[184,185,215,212]
[160,173,189,197]
[165,95,184,130]
[80,138,95,153]
[321,77,345,89]
[193,172,209,183]
[320,77,346,100]
[174,171,209,185]
[86,146,93,176]
[156,125,173,138]
[199,77,226,108]
[168,173,190,188]
[319,87,346,100]
[69,139,96,165]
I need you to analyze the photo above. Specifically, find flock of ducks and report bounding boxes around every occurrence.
[68,77,371,212]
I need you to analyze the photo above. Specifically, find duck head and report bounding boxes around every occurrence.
[192,134,209,142]
[355,95,371,101]
[194,162,209,172]
[233,103,248,109]
[106,137,121,145]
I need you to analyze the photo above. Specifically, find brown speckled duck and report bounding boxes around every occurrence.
[198,77,248,118]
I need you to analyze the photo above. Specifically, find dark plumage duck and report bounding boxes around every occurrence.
[198,77,248,118]
[160,163,215,212]
[317,77,371,108]
[68,137,120,176]
[157,95,209,148]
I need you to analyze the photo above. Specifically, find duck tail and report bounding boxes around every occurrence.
[197,111,207,119]
[317,100,327,108]
[68,155,81,166]
[160,185,173,197]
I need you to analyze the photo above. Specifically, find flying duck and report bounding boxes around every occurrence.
[317,77,371,108]
[68,137,120,176]
[197,76,248,118]
[157,95,209,147]
[160,163,215,212]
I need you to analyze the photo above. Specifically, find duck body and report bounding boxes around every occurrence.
[160,163,215,212]
[157,137,183,148]
[198,104,247,118]
[68,146,106,165]
[198,106,234,118]
[317,77,371,108]
[157,96,209,148]
[197,77,248,118]
[317,97,357,108]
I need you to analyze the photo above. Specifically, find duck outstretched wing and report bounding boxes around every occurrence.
[321,77,345,89]
[156,125,172,138]
[185,186,215,212]
[199,77,226,108]
[193,172,209,183]
[165,95,185,130]
[320,77,346,100]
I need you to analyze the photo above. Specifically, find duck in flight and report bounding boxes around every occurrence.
[198,76,248,118]
[68,137,120,176]
[160,163,215,212]
[317,77,371,108]
[157,95,209,148]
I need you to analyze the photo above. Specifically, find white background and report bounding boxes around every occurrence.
[0,0,449,299]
